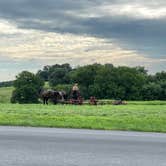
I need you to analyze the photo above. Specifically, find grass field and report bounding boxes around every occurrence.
[0,103,166,132]
[0,86,166,132]
[0,87,14,103]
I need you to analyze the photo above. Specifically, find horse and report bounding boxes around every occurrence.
[39,89,65,105]
[58,91,68,103]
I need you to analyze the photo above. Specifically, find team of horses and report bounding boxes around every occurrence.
[39,89,127,105]
[39,89,67,105]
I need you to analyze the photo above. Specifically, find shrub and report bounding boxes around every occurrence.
[11,71,44,104]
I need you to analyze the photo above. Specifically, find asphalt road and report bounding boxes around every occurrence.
[0,126,166,166]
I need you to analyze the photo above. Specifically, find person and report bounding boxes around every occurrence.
[71,83,80,100]
[72,83,79,91]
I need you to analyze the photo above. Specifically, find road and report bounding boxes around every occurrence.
[0,126,166,166]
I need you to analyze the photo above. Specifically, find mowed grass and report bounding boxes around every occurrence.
[0,86,166,132]
[0,87,14,103]
[0,103,166,132]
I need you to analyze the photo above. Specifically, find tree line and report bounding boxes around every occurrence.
[0,81,13,87]
[6,63,166,103]
[37,63,166,101]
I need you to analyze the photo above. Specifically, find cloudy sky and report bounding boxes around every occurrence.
[0,0,166,80]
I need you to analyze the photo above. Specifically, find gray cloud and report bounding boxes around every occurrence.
[0,0,165,80]
[0,0,165,59]
[0,55,43,80]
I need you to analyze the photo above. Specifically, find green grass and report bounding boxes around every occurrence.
[0,103,166,132]
[0,87,14,103]
[0,86,166,132]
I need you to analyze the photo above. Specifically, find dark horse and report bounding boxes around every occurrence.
[39,89,67,105]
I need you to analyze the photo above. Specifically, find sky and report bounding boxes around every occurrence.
[0,0,166,81]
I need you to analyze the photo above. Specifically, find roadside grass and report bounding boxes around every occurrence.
[0,86,166,132]
[0,103,166,132]
[0,87,14,103]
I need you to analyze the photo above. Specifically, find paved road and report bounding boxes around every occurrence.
[0,127,166,166]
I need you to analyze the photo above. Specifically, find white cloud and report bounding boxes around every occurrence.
[0,20,29,35]
[100,4,166,19]
[0,18,165,80]
[66,2,166,20]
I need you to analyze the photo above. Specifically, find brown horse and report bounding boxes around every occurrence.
[39,89,63,105]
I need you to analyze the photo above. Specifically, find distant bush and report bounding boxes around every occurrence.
[0,81,13,87]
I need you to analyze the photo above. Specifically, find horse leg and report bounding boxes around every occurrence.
[46,98,48,105]
[54,99,57,105]
[43,98,46,105]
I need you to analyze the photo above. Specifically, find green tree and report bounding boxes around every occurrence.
[93,66,147,100]
[69,63,103,98]
[160,81,166,100]
[37,63,72,85]
[49,68,70,86]
[11,71,44,104]
[142,83,162,100]
[71,64,103,85]
[155,71,166,82]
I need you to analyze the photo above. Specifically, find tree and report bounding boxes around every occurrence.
[37,63,72,85]
[160,81,166,100]
[36,70,49,82]
[70,64,102,87]
[142,83,162,100]
[11,71,44,104]
[155,71,166,82]
[69,64,103,98]
[49,68,70,86]
[93,66,147,100]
